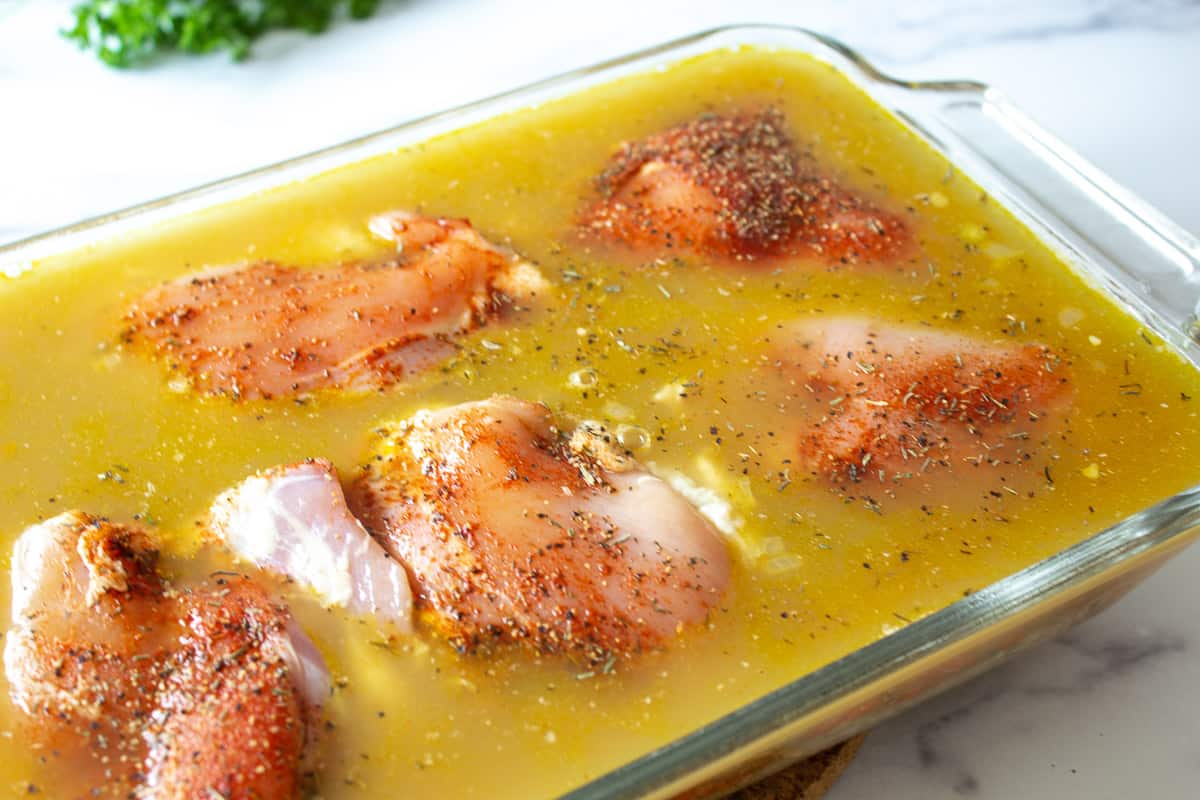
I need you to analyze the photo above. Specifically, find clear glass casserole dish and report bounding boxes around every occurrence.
[3,24,1200,800]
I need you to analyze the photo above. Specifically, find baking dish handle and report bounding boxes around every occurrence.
[925,92,1200,350]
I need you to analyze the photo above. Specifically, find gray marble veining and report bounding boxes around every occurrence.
[842,0,1200,62]
[834,543,1200,798]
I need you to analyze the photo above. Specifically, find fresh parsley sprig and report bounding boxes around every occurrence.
[64,0,383,68]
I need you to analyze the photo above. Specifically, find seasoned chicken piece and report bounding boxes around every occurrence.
[578,109,909,264]
[210,459,414,632]
[124,212,547,400]
[348,396,731,663]
[768,317,1070,498]
[4,511,327,799]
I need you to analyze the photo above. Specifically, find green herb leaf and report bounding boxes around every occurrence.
[63,0,384,69]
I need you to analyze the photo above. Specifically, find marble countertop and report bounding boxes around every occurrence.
[2,1,1199,797]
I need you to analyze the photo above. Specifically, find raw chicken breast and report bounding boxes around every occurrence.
[4,511,327,799]
[578,109,909,264]
[124,211,548,400]
[768,316,1071,499]
[210,459,414,632]
[348,396,731,662]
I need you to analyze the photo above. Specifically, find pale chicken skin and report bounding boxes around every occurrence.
[765,317,1071,501]
[348,396,731,663]
[123,212,548,400]
[4,511,328,799]
[578,109,910,264]
[209,458,415,632]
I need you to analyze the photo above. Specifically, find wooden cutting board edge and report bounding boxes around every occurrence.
[729,735,866,800]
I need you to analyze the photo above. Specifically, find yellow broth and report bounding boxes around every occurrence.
[2,47,1199,798]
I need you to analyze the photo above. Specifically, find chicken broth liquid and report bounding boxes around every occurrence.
[3,47,1200,797]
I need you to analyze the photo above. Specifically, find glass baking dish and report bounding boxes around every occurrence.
[4,24,1200,800]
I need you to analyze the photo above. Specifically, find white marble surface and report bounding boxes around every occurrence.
[2,1,1199,798]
